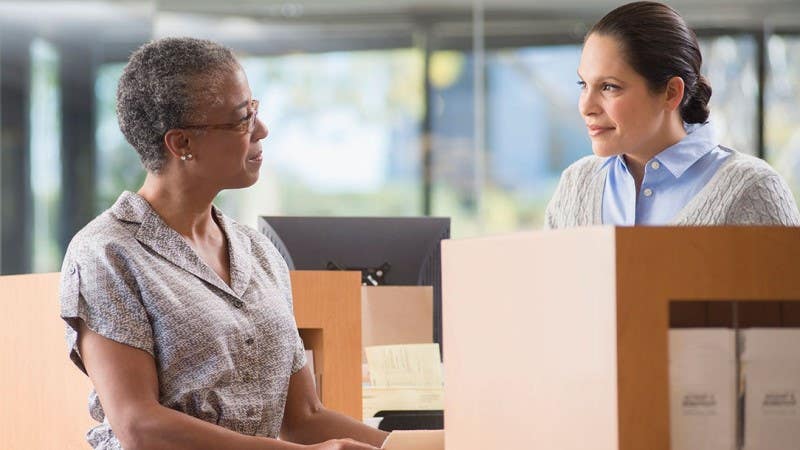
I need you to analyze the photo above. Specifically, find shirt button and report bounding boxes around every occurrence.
[245,337,254,345]
[69,265,76,274]
[643,188,653,197]
[233,300,244,309]
[651,161,661,170]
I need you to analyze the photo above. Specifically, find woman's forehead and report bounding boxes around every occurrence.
[579,34,635,81]
[193,69,251,113]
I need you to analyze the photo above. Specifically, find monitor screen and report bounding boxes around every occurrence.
[257,216,450,351]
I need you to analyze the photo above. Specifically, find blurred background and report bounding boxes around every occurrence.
[1,0,799,275]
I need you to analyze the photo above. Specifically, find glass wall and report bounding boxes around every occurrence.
[430,45,587,236]
[218,50,425,226]
[1,1,799,274]
[699,35,758,155]
[95,63,146,213]
[766,34,800,201]
[29,39,62,272]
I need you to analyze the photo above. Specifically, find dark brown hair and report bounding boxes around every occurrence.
[588,1,711,124]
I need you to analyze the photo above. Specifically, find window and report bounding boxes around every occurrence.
[699,35,759,155]
[216,50,425,226]
[30,39,62,272]
[95,62,146,213]
[766,34,800,201]
[431,45,587,236]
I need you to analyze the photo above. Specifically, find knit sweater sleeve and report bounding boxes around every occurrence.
[725,173,800,226]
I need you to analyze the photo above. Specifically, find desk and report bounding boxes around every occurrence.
[0,270,362,449]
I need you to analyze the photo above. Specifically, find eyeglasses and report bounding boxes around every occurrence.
[180,99,260,134]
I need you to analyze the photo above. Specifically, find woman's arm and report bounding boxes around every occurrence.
[77,320,379,450]
[280,365,389,447]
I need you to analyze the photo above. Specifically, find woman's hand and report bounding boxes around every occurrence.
[307,438,382,450]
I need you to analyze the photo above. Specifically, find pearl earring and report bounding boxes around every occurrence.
[181,153,193,161]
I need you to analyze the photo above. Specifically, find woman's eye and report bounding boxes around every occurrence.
[577,80,586,89]
[602,83,620,92]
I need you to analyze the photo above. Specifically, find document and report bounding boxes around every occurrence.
[381,430,444,450]
[365,344,443,388]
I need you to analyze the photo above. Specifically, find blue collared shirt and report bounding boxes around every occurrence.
[601,122,732,225]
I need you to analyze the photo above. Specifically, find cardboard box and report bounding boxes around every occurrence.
[362,286,433,361]
[742,328,800,450]
[669,329,737,450]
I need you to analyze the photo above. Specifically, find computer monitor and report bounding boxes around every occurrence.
[257,216,450,352]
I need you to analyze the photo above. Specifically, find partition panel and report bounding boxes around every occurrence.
[442,226,800,450]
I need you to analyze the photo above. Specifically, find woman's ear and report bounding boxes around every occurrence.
[665,76,685,112]
[163,129,191,161]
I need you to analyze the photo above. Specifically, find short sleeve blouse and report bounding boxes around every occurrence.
[59,191,306,448]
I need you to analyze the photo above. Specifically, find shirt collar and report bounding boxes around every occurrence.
[598,154,621,173]
[111,190,229,229]
[654,122,718,178]
[110,190,150,223]
[594,122,717,177]
[110,191,253,299]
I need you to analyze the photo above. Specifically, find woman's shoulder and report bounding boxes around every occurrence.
[722,148,775,170]
[688,148,800,226]
[545,154,606,229]
[561,154,606,179]
[715,149,788,187]
[555,154,608,193]
[64,192,154,263]
[63,210,139,266]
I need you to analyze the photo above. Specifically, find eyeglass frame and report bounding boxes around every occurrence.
[179,99,260,134]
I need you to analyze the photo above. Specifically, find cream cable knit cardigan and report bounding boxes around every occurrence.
[544,150,800,228]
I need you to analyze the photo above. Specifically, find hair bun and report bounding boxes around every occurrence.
[681,74,712,124]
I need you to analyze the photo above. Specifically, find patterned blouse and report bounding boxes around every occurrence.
[59,191,307,449]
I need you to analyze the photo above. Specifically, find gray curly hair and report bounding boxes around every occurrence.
[116,37,241,172]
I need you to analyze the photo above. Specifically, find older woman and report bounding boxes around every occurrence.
[545,1,800,227]
[59,38,388,450]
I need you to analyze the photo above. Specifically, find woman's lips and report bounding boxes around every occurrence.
[587,125,614,137]
[247,151,263,163]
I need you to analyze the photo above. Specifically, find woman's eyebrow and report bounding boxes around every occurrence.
[578,73,625,84]
[233,99,250,110]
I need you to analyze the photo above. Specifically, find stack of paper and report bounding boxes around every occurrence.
[363,344,444,420]
[742,328,800,450]
[668,329,737,450]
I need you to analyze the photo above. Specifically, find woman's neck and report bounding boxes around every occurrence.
[624,119,688,193]
[137,172,220,240]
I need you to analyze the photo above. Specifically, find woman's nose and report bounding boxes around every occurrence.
[253,117,268,141]
[579,90,600,118]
